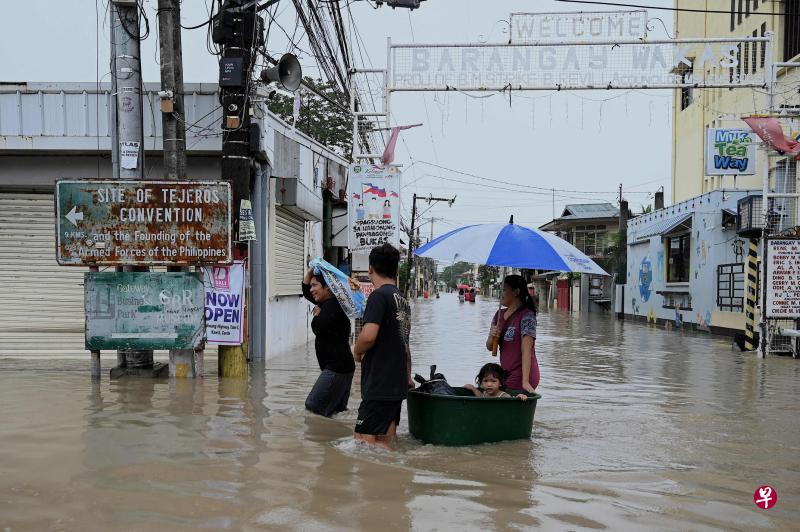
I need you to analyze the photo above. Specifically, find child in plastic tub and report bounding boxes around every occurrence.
[464,363,528,400]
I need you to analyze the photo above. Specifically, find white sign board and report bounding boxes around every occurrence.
[705,128,757,175]
[203,261,245,345]
[120,141,140,170]
[347,164,401,253]
[766,239,800,318]
[510,11,647,43]
[389,38,768,91]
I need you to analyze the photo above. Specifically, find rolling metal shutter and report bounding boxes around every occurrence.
[0,193,86,357]
[272,207,305,296]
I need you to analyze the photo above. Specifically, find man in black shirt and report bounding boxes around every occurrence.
[353,243,411,448]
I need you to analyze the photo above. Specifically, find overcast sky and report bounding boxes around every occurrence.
[0,0,675,237]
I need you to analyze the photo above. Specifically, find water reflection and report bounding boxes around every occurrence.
[0,295,798,530]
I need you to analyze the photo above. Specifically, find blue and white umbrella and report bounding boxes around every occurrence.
[414,222,609,275]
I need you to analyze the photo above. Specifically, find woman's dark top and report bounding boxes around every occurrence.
[302,283,355,374]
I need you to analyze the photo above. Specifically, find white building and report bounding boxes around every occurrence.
[0,82,348,359]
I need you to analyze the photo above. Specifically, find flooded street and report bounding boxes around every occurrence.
[2,295,799,531]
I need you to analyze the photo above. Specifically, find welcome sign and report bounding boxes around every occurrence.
[705,128,757,176]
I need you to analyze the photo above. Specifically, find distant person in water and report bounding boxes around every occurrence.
[464,363,528,400]
[353,244,412,449]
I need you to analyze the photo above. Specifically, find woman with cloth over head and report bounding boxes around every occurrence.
[302,266,356,417]
[485,274,540,394]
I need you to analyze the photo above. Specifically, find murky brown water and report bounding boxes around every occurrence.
[1,296,799,531]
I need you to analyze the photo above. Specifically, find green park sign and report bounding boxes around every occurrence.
[84,272,205,350]
[56,180,232,266]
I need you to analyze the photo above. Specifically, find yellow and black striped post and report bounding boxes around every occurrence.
[744,238,760,351]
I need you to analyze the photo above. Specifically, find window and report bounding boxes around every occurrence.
[572,225,608,257]
[744,41,750,75]
[786,0,800,61]
[738,0,743,25]
[730,0,736,31]
[666,233,691,283]
[753,30,758,72]
[717,263,745,311]
[746,0,751,17]
[677,62,694,109]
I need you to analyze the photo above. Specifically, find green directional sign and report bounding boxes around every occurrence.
[84,272,205,350]
[56,179,232,266]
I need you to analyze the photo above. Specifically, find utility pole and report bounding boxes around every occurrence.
[403,194,456,297]
[217,0,262,377]
[158,0,197,377]
[110,0,153,372]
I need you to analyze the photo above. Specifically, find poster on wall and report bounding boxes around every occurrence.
[705,128,757,176]
[203,261,245,345]
[347,164,401,253]
[765,239,800,318]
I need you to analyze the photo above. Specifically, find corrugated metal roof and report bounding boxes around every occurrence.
[632,213,693,242]
[561,203,619,219]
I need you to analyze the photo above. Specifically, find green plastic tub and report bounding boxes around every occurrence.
[407,387,541,446]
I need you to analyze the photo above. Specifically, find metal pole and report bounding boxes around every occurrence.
[760,31,775,357]
[110,0,153,370]
[219,2,257,378]
[250,163,269,360]
[404,193,417,297]
[158,0,196,377]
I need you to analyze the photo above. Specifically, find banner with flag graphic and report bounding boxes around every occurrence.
[348,164,401,253]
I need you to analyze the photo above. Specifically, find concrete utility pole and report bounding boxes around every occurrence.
[404,195,455,297]
[218,0,261,377]
[110,0,153,372]
[158,0,197,378]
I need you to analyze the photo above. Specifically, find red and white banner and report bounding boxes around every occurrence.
[743,116,800,157]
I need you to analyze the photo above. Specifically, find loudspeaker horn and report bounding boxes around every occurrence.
[260,53,302,92]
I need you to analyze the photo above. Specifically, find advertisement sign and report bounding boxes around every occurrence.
[347,164,401,252]
[56,180,232,266]
[510,10,647,43]
[705,128,757,175]
[203,261,245,345]
[766,239,800,318]
[85,272,205,350]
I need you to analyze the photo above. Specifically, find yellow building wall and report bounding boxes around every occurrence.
[672,0,791,203]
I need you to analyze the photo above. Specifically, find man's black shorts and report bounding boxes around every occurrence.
[354,400,403,436]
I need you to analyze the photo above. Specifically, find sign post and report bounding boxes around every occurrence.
[85,272,205,351]
[347,164,401,253]
[56,180,232,266]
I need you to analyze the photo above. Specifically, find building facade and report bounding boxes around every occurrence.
[623,189,755,334]
[672,0,800,203]
[0,82,348,359]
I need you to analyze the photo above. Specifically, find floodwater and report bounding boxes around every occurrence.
[1,296,799,531]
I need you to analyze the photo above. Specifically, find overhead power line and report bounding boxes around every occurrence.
[555,0,792,15]
[415,160,654,195]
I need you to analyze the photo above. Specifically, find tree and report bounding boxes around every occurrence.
[267,77,352,156]
[440,261,472,288]
[478,265,499,293]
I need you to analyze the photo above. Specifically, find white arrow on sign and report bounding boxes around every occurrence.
[66,206,84,227]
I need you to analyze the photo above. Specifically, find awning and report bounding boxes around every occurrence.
[632,213,692,243]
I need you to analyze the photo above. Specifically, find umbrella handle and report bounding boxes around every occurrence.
[491,306,504,357]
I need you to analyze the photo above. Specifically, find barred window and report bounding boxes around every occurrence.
[717,263,745,312]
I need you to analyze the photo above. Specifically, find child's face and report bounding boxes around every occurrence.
[481,374,502,396]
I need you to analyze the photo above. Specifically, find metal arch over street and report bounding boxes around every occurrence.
[387,36,773,92]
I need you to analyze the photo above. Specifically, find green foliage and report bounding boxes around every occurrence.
[478,265,499,290]
[605,230,627,281]
[640,204,653,214]
[267,77,352,156]
[440,261,472,288]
